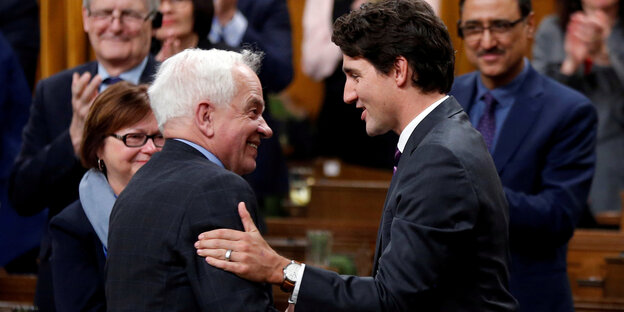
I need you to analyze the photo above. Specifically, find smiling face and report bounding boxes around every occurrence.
[83,0,153,71]
[158,0,194,39]
[98,112,161,194]
[460,0,534,88]
[211,65,273,175]
[342,55,400,136]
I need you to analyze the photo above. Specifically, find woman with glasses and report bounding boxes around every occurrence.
[49,82,163,311]
[533,0,624,216]
[152,0,226,61]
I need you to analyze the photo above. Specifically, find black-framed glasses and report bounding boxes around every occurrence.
[458,16,527,39]
[109,133,165,148]
[88,8,155,28]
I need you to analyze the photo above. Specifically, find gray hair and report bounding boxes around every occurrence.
[83,0,160,16]
[148,48,264,130]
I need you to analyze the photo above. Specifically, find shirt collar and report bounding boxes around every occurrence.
[174,138,225,168]
[97,56,149,89]
[476,58,530,108]
[397,95,449,153]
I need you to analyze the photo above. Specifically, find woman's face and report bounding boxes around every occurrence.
[158,0,194,39]
[97,112,162,194]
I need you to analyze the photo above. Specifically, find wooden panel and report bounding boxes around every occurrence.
[568,230,624,299]
[308,179,388,221]
[283,0,324,119]
[40,0,68,79]
[0,270,36,304]
[605,257,624,298]
[574,297,624,312]
[66,0,89,68]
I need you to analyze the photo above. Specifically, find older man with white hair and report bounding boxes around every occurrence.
[106,48,277,311]
[9,0,159,310]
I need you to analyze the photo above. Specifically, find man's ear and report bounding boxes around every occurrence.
[83,7,90,32]
[394,56,410,87]
[195,101,215,137]
[525,11,536,39]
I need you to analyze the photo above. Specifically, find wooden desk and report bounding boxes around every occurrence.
[568,230,624,299]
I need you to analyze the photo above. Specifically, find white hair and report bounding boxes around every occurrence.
[148,48,263,130]
[83,0,160,15]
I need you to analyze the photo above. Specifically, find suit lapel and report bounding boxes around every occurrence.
[372,97,465,274]
[451,72,480,115]
[491,66,545,174]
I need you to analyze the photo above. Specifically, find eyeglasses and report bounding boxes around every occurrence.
[88,8,155,29]
[109,133,165,148]
[458,16,526,40]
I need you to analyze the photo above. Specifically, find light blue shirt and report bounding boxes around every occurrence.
[208,11,248,47]
[470,58,530,152]
[97,56,149,92]
[174,138,225,168]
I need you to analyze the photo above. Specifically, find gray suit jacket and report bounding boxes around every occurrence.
[106,139,276,311]
[295,97,517,311]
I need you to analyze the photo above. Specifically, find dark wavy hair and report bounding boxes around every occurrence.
[331,0,455,94]
[555,0,624,29]
[80,82,152,170]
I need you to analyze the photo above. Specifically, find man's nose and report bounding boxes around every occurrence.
[343,80,357,104]
[258,117,273,139]
[480,29,497,50]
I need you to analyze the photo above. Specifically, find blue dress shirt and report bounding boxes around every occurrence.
[469,58,531,152]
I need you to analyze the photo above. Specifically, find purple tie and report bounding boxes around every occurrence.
[393,148,402,175]
[476,92,497,149]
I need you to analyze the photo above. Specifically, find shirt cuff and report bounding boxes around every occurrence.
[289,263,306,304]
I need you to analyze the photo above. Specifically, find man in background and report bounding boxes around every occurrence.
[451,0,597,310]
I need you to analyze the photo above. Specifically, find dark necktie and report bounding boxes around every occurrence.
[103,76,123,86]
[476,92,497,150]
[393,148,402,175]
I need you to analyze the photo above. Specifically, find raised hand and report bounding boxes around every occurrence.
[69,72,101,155]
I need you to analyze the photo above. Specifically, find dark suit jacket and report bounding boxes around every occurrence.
[8,57,157,311]
[106,140,277,311]
[49,200,106,312]
[296,97,517,311]
[238,0,293,94]
[450,65,597,312]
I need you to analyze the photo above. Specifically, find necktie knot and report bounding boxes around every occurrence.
[483,92,497,112]
[103,76,123,86]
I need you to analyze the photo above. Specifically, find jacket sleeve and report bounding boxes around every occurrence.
[49,205,106,312]
[505,100,597,248]
[296,143,482,311]
[182,173,277,311]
